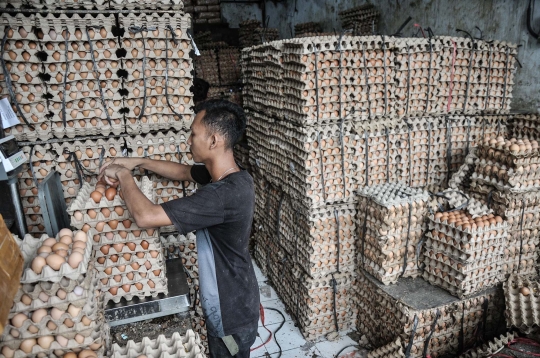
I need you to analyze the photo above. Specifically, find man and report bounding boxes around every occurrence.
[99,99,260,358]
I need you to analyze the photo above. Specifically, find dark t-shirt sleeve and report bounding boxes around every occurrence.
[161,186,224,234]
[191,164,212,185]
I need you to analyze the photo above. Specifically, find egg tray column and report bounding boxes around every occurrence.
[0,230,109,358]
[503,274,540,333]
[118,13,193,135]
[110,330,205,358]
[469,137,540,277]
[67,178,168,305]
[355,269,506,358]
[0,13,52,141]
[356,183,429,285]
[508,113,540,140]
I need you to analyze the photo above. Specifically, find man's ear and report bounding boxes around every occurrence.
[209,133,219,149]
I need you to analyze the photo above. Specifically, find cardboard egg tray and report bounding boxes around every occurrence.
[16,231,93,284]
[110,330,205,358]
[91,229,159,246]
[109,0,184,10]
[238,20,279,48]
[458,332,517,358]
[0,316,108,358]
[189,311,208,353]
[503,274,540,332]
[339,4,379,36]
[127,130,189,157]
[355,269,506,358]
[2,287,103,341]
[160,233,198,263]
[10,263,97,314]
[367,337,403,358]
[294,22,323,38]
[93,248,164,272]
[102,278,167,304]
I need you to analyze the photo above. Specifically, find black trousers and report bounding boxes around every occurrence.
[207,323,258,358]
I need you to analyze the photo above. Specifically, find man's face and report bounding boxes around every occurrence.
[187,110,210,163]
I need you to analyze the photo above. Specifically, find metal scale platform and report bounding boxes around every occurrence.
[104,258,191,327]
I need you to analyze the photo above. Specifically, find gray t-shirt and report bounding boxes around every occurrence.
[161,165,260,337]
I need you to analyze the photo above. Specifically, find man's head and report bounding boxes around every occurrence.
[188,99,246,163]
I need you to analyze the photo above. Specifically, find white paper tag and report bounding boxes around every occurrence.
[0,98,20,129]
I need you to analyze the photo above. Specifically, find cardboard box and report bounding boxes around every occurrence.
[0,215,24,335]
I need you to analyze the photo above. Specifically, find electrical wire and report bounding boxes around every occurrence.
[250,304,285,357]
[334,344,358,358]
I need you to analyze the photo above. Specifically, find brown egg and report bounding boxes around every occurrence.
[45,254,65,270]
[97,257,105,264]
[117,265,126,272]
[126,242,136,251]
[148,280,155,288]
[114,206,125,216]
[122,219,132,228]
[51,307,64,320]
[68,304,82,317]
[109,220,119,230]
[135,282,143,290]
[87,209,97,219]
[126,272,134,280]
[122,284,131,292]
[47,321,57,330]
[136,252,145,259]
[72,241,87,251]
[79,349,98,358]
[31,308,47,323]
[144,261,152,270]
[20,338,37,353]
[521,287,530,296]
[56,289,67,299]
[105,187,117,201]
[109,287,118,295]
[74,231,88,243]
[131,262,140,270]
[81,316,92,326]
[110,254,119,263]
[100,245,110,255]
[119,231,128,239]
[21,294,32,305]
[90,191,102,203]
[38,335,54,349]
[74,334,85,344]
[43,238,57,247]
[123,253,132,261]
[112,243,124,252]
[52,242,69,252]
[11,313,28,328]
[101,208,111,218]
[140,240,149,250]
[96,222,106,232]
[149,250,158,258]
[37,245,52,254]
[68,252,84,268]
[104,267,113,275]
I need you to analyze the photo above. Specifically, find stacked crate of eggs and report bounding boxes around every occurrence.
[438,37,517,114]
[109,0,184,10]
[218,47,241,85]
[0,229,109,358]
[294,22,323,38]
[508,113,540,140]
[356,183,429,285]
[128,129,193,177]
[68,178,168,304]
[339,4,379,36]
[469,137,540,276]
[18,144,56,237]
[503,274,540,333]
[119,13,193,135]
[194,48,220,86]
[52,138,124,206]
[110,331,205,357]
[238,20,279,48]
[0,14,52,141]
[35,13,124,138]
[423,210,507,298]
[356,269,506,357]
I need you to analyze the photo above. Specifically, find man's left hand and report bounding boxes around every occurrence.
[98,164,130,187]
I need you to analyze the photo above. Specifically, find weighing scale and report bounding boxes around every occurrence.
[104,258,191,326]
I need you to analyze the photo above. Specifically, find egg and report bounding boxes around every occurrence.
[51,307,64,320]
[110,254,119,263]
[119,231,128,239]
[74,334,85,344]
[136,252,145,259]
[32,308,48,323]
[37,245,52,254]
[122,284,131,292]
[131,262,140,270]
[64,353,77,358]
[31,256,47,274]
[58,228,73,238]
[81,316,92,326]
[68,252,84,268]
[123,253,132,261]
[56,289,67,299]
[20,338,37,353]
[105,187,117,201]
[46,321,57,330]
[1,345,15,358]
[126,272,134,280]
[149,250,158,258]
[109,287,118,295]
[74,211,83,221]
[112,243,124,252]
[117,264,126,272]
[87,209,97,219]
[46,254,65,270]
[21,294,32,305]
[144,261,152,270]
[74,231,88,243]
[64,318,75,328]
[100,245,110,255]
[114,206,124,216]
[134,282,143,290]
[126,242,136,251]
[72,240,87,251]
[11,313,28,328]
[38,336,54,349]
[520,286,530,296]
[101,207,111,218]
[59,235,73,245]
[148,280,155,288]
[38,291,49,302]
[104,267,113,275]
[140,240,149,250]
[67,304,82,317]
[43,238,57,247]
[52,242,69,252]
[82,224,91,232]
[97,257,105,264]
[56,335,69,347]
[90,191,102,203]
[28,325,38,334]
[79,349,98,358]
[109,220,119,230]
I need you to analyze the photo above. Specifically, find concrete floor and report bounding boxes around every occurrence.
[250,261,368,358]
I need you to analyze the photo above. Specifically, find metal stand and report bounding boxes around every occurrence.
[104,258,191,327]
[5,166,27,237]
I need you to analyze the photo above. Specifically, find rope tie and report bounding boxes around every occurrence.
[29,146,39,187]
[446,40,457,113]
[465,117,471,157]
[425,37,433,113]
[334,208,341,273]
[312,42,321,126]
[463,38,476,112]
[405,45,412,115]
[407,121,413,187]
[385,127,391,182]
[400,203,413,277]
[176,144,187,197]
[360,209,368,268]
[0,27,35,129]
[426,122,432,185]
[380,35,389,115]
[501,46,510,111]
[338,117,347,198]
[317,131,327,203]
[446,116,453,186]
[484,43,493,111]
[129,25,156,123]
[62,28,69,128]
[404,314,419,358]
[517,198,526,272]
[364,131,369,186]
[422,309,441,358]
[361,41,372,118]
[86,26,112,123]
[164,25,183,119]
[330,272,339,332]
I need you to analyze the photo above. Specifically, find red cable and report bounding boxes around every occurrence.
[250,304,272,352]
[447,40,457,112]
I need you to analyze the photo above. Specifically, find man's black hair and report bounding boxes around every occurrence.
[194,99,246,150]
[192,78,210,103]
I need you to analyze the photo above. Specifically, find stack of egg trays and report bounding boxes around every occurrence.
[367,337,403,358]
[52,137,124,205]
[356,183,429,285]
[189,311,208,354]
[160,232,201,315]
[17,144,56,237]
[489,190,540,277]
[119,13,194,134]
[247,111,504,211]
[34,13,124,138]
[233,143,251,172]
[294,22,323,38]
[0,13,52,141]
[152,174,196,233]
[0,233,109,358]
[422,210,507,298]
[127,130,194,177]
[67,178,168,304]
[458,332,517,358]
[110,331,205,358]
[267,241,357,341]
[394,38,442,117]
[193,48,220,86]
[355,269,506,358]
[508,113,540,140]
[338,5,379,36]
[218,47,242,85]
[471,139,540,192]
[437,36,517,114]
[503,274,540,333]
[449,149,478,192]
[109,0,184,10]
[6,0,108,9]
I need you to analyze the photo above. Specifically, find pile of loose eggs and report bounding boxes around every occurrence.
[30,228,88,274]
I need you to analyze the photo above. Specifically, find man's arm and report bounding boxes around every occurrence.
[102,157,194,182]
[101,165,173,229]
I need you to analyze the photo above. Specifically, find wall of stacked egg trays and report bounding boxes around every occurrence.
[241,33,524,351]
